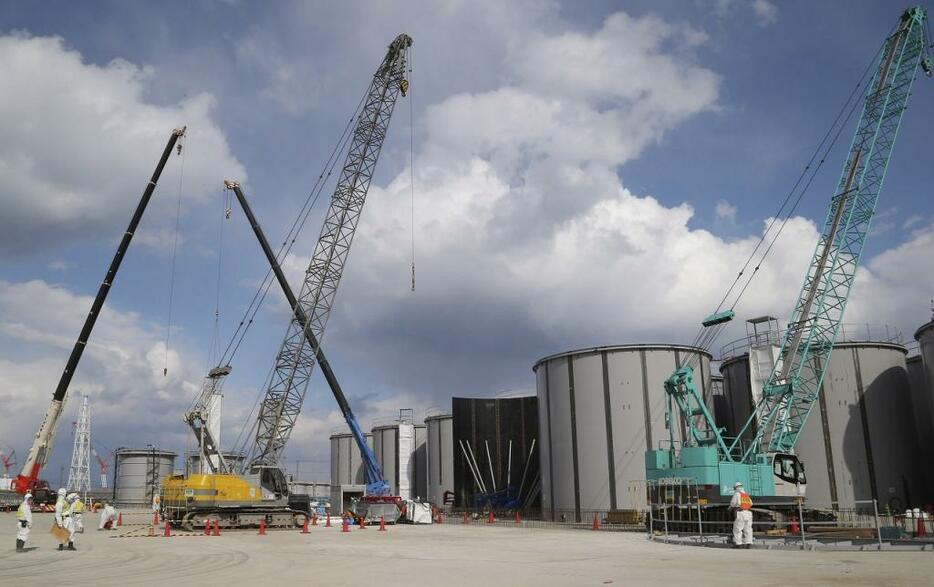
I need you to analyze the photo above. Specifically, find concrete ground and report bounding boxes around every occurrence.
[1,512,933,586]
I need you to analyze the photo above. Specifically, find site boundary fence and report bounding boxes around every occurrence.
[646,497,934,549]
[438,508,646,532]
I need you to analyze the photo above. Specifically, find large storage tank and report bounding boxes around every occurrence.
[533,344,712,522]
[371,420,426,500]
[721,341,925,510]
[113,447,176,506]
[425,414,454,509]
[912,320,934,503]
[329,432,373,486]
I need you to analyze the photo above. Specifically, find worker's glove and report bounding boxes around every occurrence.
[19,520,27,528]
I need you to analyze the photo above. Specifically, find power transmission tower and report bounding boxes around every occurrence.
[66,396,91,496]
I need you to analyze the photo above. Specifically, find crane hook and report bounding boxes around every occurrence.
[400,79,409,97]
[176,143,183,156]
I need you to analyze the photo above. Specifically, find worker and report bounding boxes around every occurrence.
[54,487,72,551]
[729,481,753,548]
[98,501,118,530]
[68,493,85,534]
[15,493,33,552]
[64,492,78,550]
[151,491,161,519]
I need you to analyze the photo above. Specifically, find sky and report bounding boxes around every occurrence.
[1,0,933,486]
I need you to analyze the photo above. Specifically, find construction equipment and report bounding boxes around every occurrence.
[11,128,186,505]
[91,448,108,489]
[646,6,930,503]
[162,34,411,529]
[0,448,16,479]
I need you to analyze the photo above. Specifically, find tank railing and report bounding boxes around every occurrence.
[646,495,934,549]
[719,323,906,361]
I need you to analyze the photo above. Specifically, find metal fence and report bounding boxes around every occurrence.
[647,497,934,549]
[433,507,645,532]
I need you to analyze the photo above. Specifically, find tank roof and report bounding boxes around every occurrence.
[115,447,177,457]
[914,320,934,341]
[533,343,711,372]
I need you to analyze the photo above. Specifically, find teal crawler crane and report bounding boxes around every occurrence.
[646,6,932,503]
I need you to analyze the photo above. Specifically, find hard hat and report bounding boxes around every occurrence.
[67,492,78,501]
[24,493,33,500]
[734,481,743,489]
[58,488,67,496]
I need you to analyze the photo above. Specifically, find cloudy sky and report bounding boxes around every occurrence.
[1,0,933,484]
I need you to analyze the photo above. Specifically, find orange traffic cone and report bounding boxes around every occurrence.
[259,519,266,535]
[917,515,926,537]
[152,512,159,525]
[358,517,367,530]
[163,520,171,537]
[488,511,495,524]
[515,511,521,524]
[379,516,386,532]
[312,514,318,527]
[592,514,600,531]
[341,518,349,533]
[326,513,332,528]
[463,511,469,525]
[789,516,799,535]
[301,517,309,534]
[117,513,123,527]
[204,519,211,535]
[213,520,220,536]
[437,512,443,524]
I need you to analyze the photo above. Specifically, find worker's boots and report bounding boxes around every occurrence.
[58,543,64,551]
[67,541,77,551]
[16,539,24,552]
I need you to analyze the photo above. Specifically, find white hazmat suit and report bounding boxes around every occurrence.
[99,504,118,530]
[16,494,32,551]
[729,484,753,547]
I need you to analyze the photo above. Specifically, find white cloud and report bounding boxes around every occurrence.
[715,199,738,222]
[713,0,778,26]
[0,33,245,257]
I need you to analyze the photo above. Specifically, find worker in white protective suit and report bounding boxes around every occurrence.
[64,492,78,550]
[15,493,33,552]
[98,501,118,530]
[68,493,85,534]
[729,481,753,548]
[54,487,72,551]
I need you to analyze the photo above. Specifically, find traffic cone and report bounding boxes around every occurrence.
[592,514,600,531]
[312,514,318,527]
[379,516,386,532]
[163,520,171,537]
[917,515,926,537]
[326,513,332,528]
[463,511,469,525]
[213,520,220,536]
[117,513,123,527]
[204,519,211,535]
[301,518,309,534]
[437,512,443,524]
[488,511,495,524]
[789,516,799,535]
[358,517,367,530]
[259,519,266,535]
[152,512,159,525]
[148,525,154,537]
[341,518,349,533]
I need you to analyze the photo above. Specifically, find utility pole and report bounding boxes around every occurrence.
[66,396,92,500]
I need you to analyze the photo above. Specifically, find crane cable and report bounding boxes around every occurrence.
[409,44,416,292]
[680,37,887,373]
[163,132,187,376]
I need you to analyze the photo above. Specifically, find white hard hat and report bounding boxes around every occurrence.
[24,493,33,500]
[67,493,78,501]
[734,481,743,489]
[58,488,67,496]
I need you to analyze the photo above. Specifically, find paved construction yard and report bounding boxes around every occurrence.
[2,512,933,586]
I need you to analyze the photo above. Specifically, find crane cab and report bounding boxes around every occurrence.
[770,452,807,498]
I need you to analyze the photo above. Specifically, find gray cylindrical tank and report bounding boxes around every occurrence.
[113,448,176,506]
[722,342,925,510]
[414,424,427,501]
[533,344,713,522]
[719,355,755,442]
[372,424,400,496]
[425,414,454,509]
[329,432,373,486]
[912,320,934,504]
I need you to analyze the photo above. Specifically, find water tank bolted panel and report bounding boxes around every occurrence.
[425,414,454,509]
[113,448,176,507]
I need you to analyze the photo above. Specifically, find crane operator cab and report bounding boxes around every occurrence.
[771,452,807,497]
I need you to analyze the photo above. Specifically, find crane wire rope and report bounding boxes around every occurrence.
[679,38,887,375]
[409,44,416,292]
[206,185,229,370]
[163,132,188,376]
